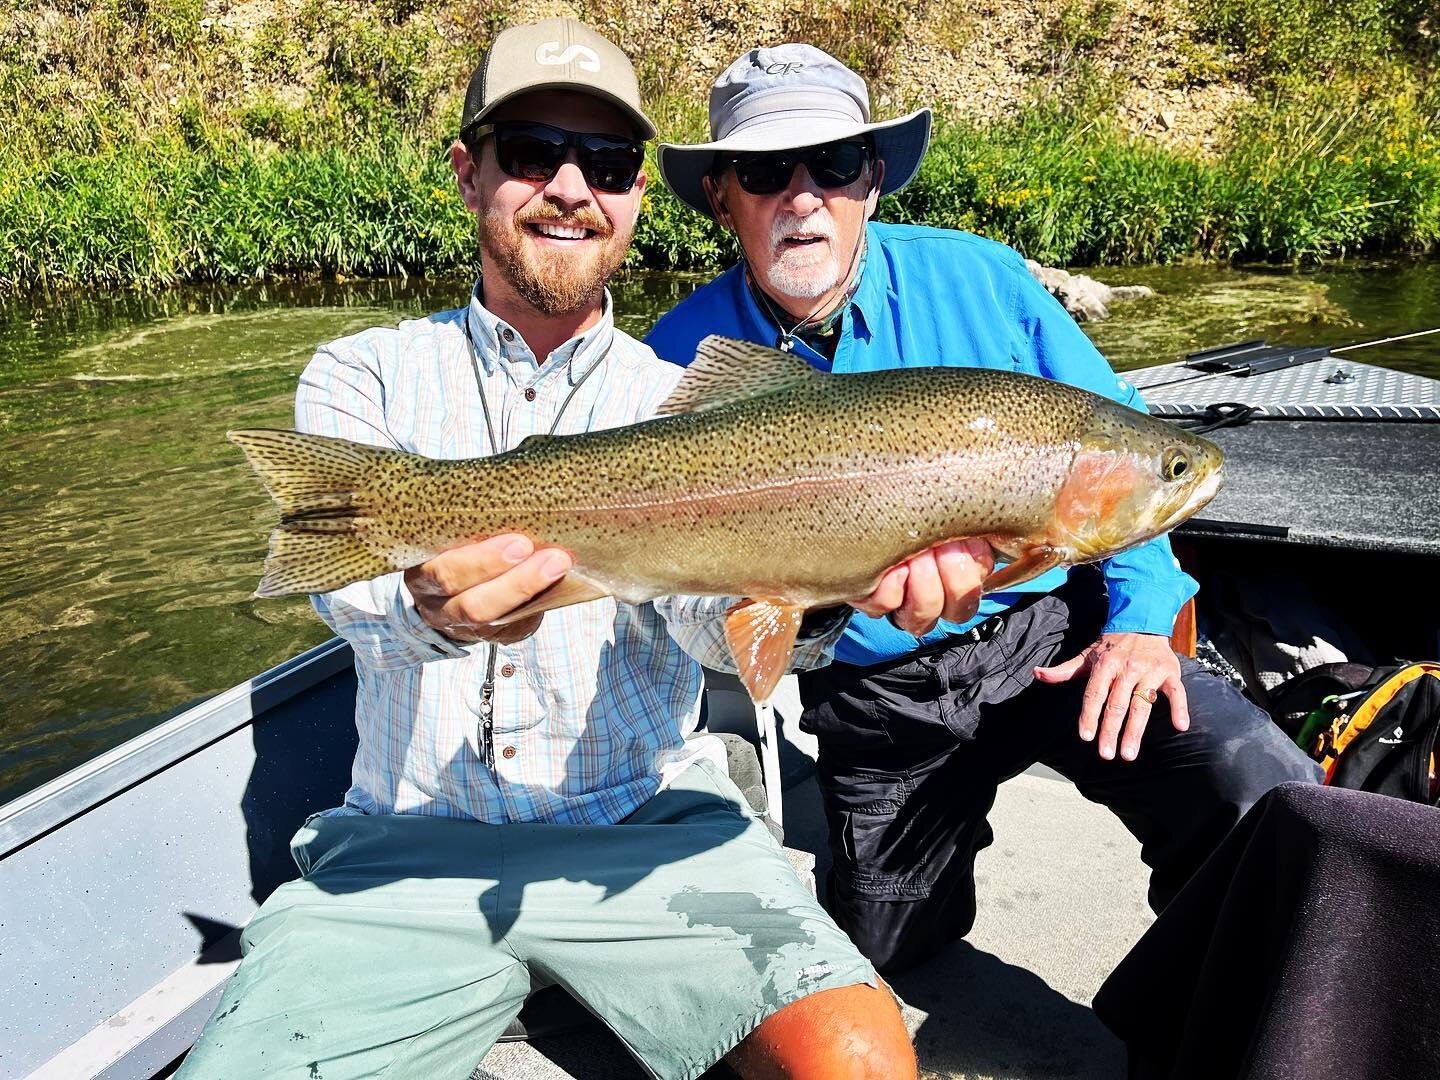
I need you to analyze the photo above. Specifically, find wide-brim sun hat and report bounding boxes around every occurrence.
[659,44,931,217]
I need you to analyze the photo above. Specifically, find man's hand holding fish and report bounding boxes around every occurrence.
[854,539,997,636]
[407,530,993,653]
[404,532,571,644]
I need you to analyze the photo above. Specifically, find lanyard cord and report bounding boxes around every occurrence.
[459,294,608,767]
[461,306,609,450]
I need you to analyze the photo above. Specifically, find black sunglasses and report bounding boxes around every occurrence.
[719,139,872,196]
[464,122,644,194]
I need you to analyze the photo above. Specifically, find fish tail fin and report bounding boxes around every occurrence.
[228,428,400,597]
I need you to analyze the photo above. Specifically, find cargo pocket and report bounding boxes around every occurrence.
[822,764,933,900]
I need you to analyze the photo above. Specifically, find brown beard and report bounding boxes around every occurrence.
[479,203,632,317]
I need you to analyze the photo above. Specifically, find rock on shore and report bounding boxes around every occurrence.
[1026,260,1155,322]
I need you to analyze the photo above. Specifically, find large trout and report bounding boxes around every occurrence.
[231,336,1222,700]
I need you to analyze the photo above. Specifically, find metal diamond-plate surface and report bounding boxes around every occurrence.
[1125,358,1440,420]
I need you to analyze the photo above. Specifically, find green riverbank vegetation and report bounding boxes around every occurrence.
[1,0,1436,292]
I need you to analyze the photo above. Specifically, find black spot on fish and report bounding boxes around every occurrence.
[291,1031,308,1041]
[308,1062,323,1079]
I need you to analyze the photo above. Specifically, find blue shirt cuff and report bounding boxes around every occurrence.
[1102,571,1197,637]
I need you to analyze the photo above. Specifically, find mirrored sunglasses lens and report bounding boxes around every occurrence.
[811,143,867,187]
[579,138,641,193]
[735,155,794,195]
[495,131,565,182]
[583,156,638,192]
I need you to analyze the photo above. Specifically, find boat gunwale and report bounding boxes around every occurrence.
[0,636,353,860]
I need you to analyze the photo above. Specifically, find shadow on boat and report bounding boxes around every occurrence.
[893,942,1125,1079]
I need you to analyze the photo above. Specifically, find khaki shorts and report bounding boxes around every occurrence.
[178,761,874,1080]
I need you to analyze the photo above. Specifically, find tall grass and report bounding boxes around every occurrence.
[0,139,477,291]
[887,101,1440,265]
[4,99,1435,291]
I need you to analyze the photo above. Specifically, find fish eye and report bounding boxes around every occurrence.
[1163,450,1190,482]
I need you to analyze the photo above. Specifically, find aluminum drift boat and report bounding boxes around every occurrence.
[3,340,1437,1080]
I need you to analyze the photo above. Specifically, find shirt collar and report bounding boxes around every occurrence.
[464,280,617,385]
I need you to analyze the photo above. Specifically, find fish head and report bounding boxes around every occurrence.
[1051,408,1224,562]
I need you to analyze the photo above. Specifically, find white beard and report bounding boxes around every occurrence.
[763,210,841,300]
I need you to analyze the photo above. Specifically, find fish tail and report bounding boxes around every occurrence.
[228,428,401,597]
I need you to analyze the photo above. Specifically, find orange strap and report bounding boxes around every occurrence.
[1170,597,1197,659]
[1320,663,1440,783]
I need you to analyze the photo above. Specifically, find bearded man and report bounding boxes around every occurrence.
[178,21,919,1080]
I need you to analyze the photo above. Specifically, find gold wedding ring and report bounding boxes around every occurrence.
[1133,687,1158,704]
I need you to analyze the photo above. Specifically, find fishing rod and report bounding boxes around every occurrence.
[1134,326,1440,392]
[1332,326,1440,353]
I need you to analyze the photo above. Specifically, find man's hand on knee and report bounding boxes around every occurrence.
[1033,631,1191,761]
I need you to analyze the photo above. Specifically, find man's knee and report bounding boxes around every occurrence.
[830,881,977,975]
[729,982,916,1080]
[1183,664,1324,812]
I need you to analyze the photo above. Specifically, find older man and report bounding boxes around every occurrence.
[647,44,1321,975]
[179,23,917,1079]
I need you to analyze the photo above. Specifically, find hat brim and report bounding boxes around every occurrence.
[658,108,931,218]
[464,84,657,142]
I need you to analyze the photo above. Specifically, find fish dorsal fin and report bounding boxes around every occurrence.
[656,335,821,416]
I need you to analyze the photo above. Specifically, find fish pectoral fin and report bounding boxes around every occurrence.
[490,573,611,626]
[981,545,1067,593]
[724,598,806,704]
[657,336,822,416]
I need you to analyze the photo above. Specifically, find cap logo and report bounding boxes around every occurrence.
[763,62,804,76]
[535,41,601,71]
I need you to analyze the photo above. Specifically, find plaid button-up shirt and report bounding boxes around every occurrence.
[296,286,839,825]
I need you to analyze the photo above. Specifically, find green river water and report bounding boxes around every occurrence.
[2,260,1437,805]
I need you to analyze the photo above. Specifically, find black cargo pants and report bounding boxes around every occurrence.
[798,566,1324,974]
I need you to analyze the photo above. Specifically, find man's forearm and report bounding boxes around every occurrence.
[1101,537,1198,638]
[314,574,471,670]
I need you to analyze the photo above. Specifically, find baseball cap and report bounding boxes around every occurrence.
[461,18,656,141]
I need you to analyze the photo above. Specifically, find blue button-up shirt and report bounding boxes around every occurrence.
[646,223,1197,666]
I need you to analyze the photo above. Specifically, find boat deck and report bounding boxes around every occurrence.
[478,736,1151,1080]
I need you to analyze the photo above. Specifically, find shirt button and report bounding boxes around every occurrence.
[524,387,537,402]
[502,328,515,342]
[502,746,517,760]
[500,663,515,678]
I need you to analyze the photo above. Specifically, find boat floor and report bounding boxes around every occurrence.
[477,752,1151,1080]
